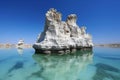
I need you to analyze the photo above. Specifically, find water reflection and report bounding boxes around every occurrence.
[17,48,23,56]
[32,50,93,80]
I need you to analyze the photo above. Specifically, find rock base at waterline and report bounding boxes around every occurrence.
[34,47,93,54]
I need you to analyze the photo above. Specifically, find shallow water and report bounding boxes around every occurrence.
[0,47,120,80]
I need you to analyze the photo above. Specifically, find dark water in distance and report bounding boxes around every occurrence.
[0,47,120,80]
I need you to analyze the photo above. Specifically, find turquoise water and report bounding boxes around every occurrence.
[0,47,120,80]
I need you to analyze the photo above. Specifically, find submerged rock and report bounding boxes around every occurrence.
[93,63,120,80]
[33,8,93,54]
[8,61,23,73]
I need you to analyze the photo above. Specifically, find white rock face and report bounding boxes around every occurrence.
[33,8,93,53]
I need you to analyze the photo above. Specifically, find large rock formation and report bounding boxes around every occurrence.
[33,8,93,54]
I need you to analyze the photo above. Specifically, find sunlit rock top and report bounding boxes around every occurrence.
[33,8,93,54]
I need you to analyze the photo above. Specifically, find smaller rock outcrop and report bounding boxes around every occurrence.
[17,39,24,49]
[33,8,93,54]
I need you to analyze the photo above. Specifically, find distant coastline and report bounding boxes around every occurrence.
[0,43,32,48]
[0,43,120,48]
[95,43,120,48]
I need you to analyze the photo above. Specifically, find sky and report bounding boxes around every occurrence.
[0,0,120,44]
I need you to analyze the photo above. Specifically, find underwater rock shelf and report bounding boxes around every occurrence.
[33,8,93,54]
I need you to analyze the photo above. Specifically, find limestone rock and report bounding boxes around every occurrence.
[33,8,93,53]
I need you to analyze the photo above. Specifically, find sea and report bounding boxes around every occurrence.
[0,47,120,80]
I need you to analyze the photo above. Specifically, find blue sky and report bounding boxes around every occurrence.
[0,0,120,44]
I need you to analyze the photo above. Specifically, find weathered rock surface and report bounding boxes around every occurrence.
[33,8,93,54]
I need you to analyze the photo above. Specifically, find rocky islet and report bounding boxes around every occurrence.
[33,8,93,54]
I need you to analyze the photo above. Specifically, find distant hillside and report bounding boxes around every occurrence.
[95,43,120,48]
[0,44,32,48]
